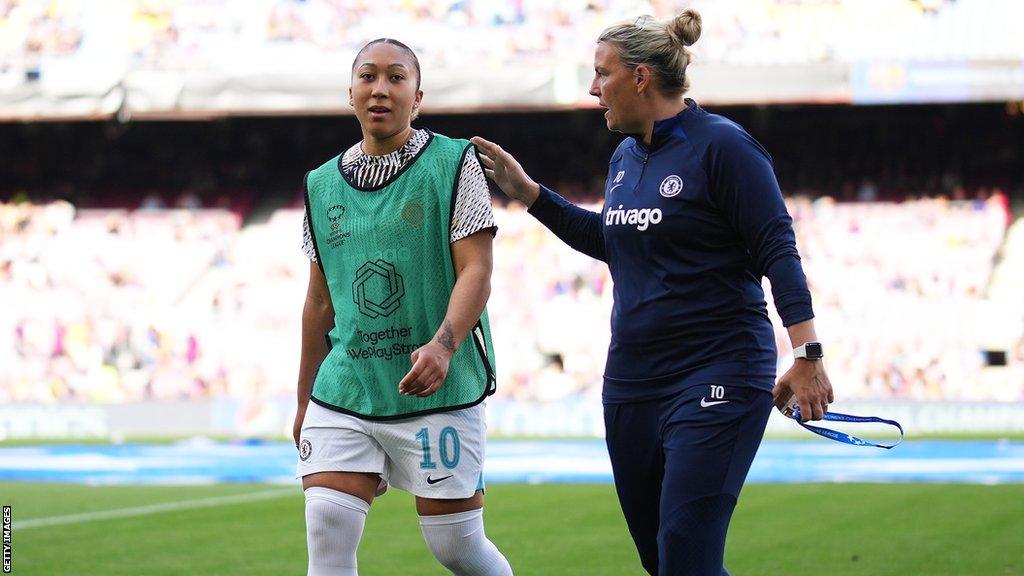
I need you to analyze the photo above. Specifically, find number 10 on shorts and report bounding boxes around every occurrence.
[417,427,461,470]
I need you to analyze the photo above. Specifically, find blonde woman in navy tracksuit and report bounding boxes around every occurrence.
[473,9,833,576]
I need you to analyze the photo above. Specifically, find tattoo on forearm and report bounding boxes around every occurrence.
[437,320,456,353]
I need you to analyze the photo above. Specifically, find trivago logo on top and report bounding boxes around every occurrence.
[604,205,663,231]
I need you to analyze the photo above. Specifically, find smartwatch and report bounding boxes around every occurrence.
[793,342,824,361]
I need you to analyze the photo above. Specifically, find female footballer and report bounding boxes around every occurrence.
[295,38,513,576]
[473,10,833,576]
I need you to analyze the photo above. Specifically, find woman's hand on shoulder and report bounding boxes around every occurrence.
[470,136,540,207]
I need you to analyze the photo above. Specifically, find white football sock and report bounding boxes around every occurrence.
[305,487,369,576]
[419,508,513,576]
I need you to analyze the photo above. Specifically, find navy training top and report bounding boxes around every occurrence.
[528,100,814,403]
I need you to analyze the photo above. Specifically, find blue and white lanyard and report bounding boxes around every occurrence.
[790,409,904,449]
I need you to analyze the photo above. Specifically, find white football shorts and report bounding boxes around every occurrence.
[296,400,487,500]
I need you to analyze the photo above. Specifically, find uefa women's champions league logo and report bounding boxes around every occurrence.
[325,204,351,248]
[327,204,346,230]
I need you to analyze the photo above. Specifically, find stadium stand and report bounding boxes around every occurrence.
[1,1,1022,415]
[3,0,1022,78]
[3,0,1023,117]
[3,193,1022,404]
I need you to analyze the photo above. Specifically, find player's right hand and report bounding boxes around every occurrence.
[470,136,541,207]
[399,341,452,397]
[293,405,307,448]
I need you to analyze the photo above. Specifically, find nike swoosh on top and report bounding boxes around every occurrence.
[700,398,730,408]
[609,183,623,193]
[426,475,453,485]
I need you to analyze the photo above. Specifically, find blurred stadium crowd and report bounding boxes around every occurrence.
[2,0,1021,80]
[3,190,1023,405]
[2,0,1024,408]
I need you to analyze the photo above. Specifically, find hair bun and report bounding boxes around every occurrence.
[670,9,702,47]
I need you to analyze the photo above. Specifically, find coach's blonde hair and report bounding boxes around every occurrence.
[597,9,702,97]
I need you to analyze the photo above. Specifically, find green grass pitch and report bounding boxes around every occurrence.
[2,482,1022,575]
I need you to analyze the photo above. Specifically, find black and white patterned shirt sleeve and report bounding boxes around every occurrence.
[302,130,496,262]
[451,150,496,243]
[301,209,317,261]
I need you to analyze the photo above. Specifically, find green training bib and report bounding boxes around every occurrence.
[304,132,496,419]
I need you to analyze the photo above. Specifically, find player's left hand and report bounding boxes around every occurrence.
[399,341,452,397]
[773,359,834,422]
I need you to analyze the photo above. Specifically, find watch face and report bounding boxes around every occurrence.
[805,342,823,359]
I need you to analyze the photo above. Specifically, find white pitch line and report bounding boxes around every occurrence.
[13,487,297,530]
